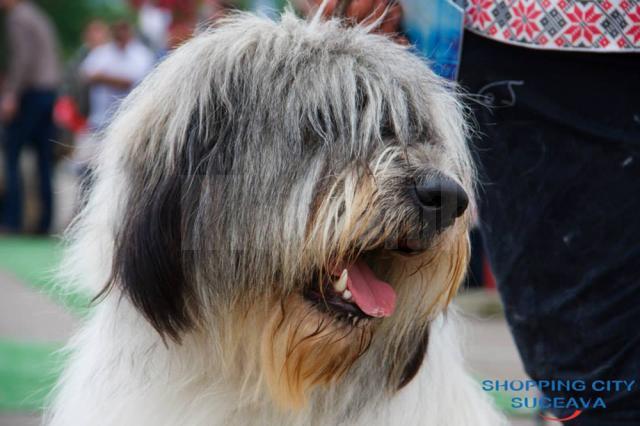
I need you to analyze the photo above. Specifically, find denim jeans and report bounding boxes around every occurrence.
[460,31,640,425]
[2,89,56,233]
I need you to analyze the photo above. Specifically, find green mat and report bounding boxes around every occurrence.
[0,236,90,313]
[0,237,84,411]
[0,341,67,412]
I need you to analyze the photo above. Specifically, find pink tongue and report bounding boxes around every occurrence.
[344,260,396,318]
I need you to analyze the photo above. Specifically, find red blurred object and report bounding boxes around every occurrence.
[53,96,87,133]
[309,0,405,43]
[168,20,197,48]
[483,256,497,290]
[130,0,200,48]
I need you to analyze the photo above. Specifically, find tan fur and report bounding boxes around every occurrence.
[260,295,372,408]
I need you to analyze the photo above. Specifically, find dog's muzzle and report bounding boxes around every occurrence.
[414,174,469,232]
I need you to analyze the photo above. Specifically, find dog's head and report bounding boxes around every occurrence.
[96,12,473,410]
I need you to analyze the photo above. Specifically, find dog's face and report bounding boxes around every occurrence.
[100,13,473,410]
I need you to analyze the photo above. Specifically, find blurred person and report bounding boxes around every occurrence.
[76,19,112,117]
[81,20,155,132]
[84,19,112,51]
[54,19,110,191]
[56,20,111,135]
[75,20,154,196]
[138,0,172,56]
[0,0,61,234]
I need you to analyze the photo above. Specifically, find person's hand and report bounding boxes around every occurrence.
[0,93,18,123]
[306,0,404,41]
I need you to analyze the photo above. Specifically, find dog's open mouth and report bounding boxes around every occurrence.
[303,256,398,321]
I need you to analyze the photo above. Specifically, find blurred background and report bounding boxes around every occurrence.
[0,1,545,425]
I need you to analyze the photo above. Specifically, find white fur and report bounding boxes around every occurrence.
[48,299,504,425]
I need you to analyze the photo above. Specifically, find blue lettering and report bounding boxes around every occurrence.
[573,380,586,391]
[537,380,550,390]
[481,380,494,392]
[566,397,579,409]
[495,380,510,391]
[525,397,538,409]
[512,397,522,408]
[594,397,606,408]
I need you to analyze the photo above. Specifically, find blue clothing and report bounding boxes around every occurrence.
[2,89,56,233]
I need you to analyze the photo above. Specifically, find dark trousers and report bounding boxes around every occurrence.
[2,89,57,233]
[460,32,640,425]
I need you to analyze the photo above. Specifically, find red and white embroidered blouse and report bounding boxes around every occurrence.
[464,0,640,51]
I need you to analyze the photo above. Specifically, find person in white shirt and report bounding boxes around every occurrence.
[76,20,154,196]
[81,20,155,131]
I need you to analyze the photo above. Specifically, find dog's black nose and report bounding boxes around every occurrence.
[414,176,469,227]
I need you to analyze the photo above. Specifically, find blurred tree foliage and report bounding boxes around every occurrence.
[37,0,93,55]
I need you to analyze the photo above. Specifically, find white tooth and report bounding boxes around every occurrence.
[342,290,352,300]
[334,269,348,292]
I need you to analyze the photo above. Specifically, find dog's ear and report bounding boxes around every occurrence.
[105,164,196,342]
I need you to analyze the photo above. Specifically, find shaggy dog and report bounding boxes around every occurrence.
[47,11,505,426]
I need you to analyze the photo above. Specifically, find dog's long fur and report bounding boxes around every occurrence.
[47,11,505,426]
